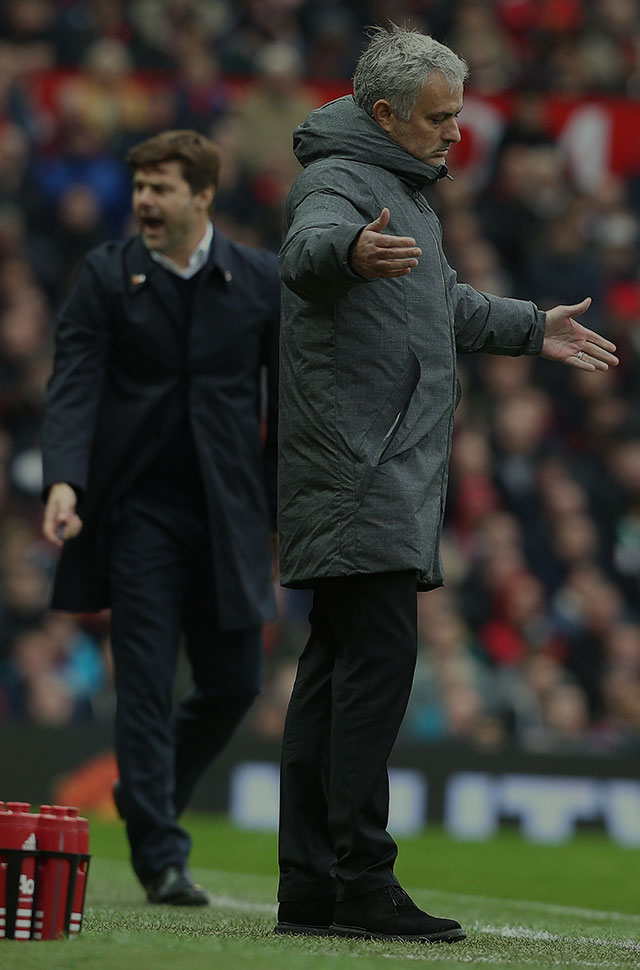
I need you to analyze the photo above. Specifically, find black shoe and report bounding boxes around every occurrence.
[331,886,465,943]
[112,780,125,820]
[274,894,336,936]
[145,866,210,906]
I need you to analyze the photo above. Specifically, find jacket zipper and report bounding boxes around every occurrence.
[409,187,429,213]
[415,197,457,575]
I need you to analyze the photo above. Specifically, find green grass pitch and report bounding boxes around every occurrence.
[2,815,639,969]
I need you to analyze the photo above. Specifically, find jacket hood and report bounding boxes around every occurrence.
[293,95,449,189]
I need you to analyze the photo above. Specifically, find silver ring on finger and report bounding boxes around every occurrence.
[576,350,585,361]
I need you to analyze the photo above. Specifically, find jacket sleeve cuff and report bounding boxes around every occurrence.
[522,305,547,355]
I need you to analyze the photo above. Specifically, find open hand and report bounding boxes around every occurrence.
[541,298,619,370]
[349,208,422,280]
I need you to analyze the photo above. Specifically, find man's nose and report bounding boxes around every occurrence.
[136,186,155,205]
[444,118,461,144]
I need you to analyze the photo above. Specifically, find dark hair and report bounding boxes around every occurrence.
[126,129,221,193]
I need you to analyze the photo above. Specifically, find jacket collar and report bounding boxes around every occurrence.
[293,95,450,190]
[126,228,235,295]
[125,229,235,336]
[148,221,213,279]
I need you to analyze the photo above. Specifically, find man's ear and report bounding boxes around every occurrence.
[197,185,215,211]
[372,99,396,132]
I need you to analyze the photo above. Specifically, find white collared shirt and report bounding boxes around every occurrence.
[149,221,213,279]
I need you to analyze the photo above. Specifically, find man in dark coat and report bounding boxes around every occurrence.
[274,25,617,942]
[41,130,279,905]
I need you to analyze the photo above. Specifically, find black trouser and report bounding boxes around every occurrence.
[278,570,418,902]
[108,494,263,884]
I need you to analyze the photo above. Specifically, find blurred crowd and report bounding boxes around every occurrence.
[1,0,640,757]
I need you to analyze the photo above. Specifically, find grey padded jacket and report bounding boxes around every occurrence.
[278,95,545,589]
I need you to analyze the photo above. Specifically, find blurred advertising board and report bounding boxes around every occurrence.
[1,723,638,846]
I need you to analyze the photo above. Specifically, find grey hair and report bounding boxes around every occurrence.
[353,23,468,121]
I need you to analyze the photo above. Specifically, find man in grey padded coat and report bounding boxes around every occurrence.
[274,24,617,944]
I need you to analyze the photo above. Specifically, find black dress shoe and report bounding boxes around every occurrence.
[331,886,465,943]
[274,894,336,936]
[146,866,210,906]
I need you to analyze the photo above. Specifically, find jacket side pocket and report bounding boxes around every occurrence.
[356,350,421,466]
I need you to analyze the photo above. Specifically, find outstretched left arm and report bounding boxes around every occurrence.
[542,297,619,370]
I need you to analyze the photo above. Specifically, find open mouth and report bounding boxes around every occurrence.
[141,217,164,232]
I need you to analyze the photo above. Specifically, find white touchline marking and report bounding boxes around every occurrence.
[209,893,275,915]
[188,866,638,926]
[207,888,640,932]
[419,890,640,925]
[205,893,640,959]
[477,923,640,953]
[208,886,640,926]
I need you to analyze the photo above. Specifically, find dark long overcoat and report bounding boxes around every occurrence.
[42,230,279,630]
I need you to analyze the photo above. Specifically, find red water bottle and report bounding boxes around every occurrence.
[67,810,90,937]
[0,801,38,941]
[33,805,75,940]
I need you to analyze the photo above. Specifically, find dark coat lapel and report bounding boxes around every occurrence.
[208,229,234,282]
[126,237,183,331]
[124,231,233,332]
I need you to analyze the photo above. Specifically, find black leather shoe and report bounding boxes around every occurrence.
[112,780,125,820]
[331,886,465,943]
[145,866,210,906]
[274,894,336,936]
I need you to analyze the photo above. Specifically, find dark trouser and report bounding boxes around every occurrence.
[108,494,263,884]
[278,570,418,903]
